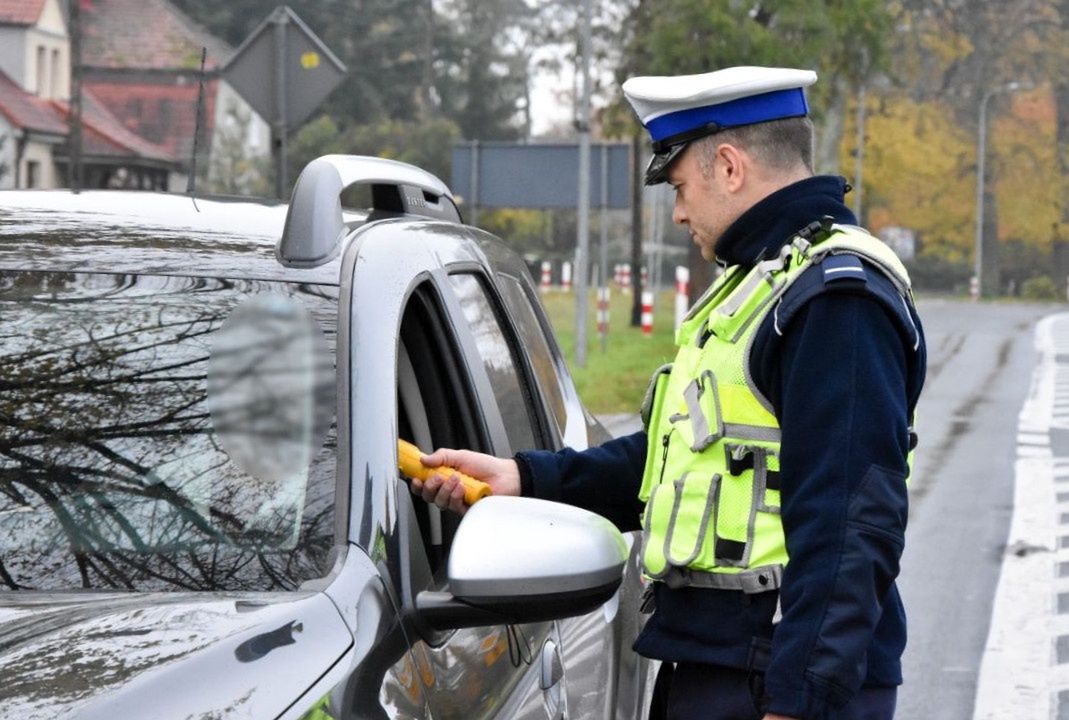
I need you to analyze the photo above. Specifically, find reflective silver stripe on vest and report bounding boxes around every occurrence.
[640,362,674,431]
[721,423,781,442]
[661,564,784,593]
[717,258,781,317]
[683,371,723,451]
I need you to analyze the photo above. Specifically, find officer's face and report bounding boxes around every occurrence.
[668,145,738,262]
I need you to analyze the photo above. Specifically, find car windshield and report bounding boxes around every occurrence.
[0,270,339,592]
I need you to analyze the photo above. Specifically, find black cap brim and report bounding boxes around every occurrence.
[644,142,687,186]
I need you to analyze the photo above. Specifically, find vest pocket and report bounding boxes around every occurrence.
[724,444,781,515]
[670,369,723,452]
[642,472,720,577]
[758,450,781,514]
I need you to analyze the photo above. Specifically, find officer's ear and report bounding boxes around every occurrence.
[714,142,747,193]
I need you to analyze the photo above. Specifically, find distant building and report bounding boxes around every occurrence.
[81,0,270,192]
[0,0,269,191]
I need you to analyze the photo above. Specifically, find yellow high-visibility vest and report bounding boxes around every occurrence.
[639,224,913,591]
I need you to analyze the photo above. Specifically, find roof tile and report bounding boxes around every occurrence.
[84,77,216,159]
[0,69,68,135]
[83,0,231,70]
[0,0,45,26]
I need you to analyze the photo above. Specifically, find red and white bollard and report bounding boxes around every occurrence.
[641,290,654,337]
[641,266,649,289]
[674,265,690,332]
[561,261,572,292]
[620,263,632,293]
[597,286,610,341]
[540,261,552,293]
[969,275,979,302]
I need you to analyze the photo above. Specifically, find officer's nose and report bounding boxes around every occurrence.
[672,194,687,225]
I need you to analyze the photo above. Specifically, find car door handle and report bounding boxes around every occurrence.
[540,639,563,689]
[540,639,565,719]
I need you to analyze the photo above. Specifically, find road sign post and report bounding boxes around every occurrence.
[223,6,346,198]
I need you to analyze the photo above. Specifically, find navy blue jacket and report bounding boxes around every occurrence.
[515,176,926,720]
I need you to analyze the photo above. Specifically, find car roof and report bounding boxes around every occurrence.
[0,190,366,285]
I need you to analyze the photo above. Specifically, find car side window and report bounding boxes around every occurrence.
[397,283,486,582]
[495,274,567,446]
[447,273,542,453]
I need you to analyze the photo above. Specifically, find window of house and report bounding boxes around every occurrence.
[25,161,39,189]
[35,46,46,97]
[51,49,60,99]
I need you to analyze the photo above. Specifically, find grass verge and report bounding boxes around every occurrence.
[539,288,679,415]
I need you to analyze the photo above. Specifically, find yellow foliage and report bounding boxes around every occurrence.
[844,96,975,263]
[995,90,1060,246]
[844,88,1061,265]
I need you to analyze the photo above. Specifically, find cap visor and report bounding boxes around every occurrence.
[644,143,686,185]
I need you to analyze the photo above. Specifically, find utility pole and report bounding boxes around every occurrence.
[68,0,84,191]
[630,133,643,326]
[975,81,1024,297]
[599,143,609,352]
[573,0,592,368]
[272,10,289,198]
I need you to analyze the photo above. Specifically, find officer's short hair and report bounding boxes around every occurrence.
[693,116,814,176]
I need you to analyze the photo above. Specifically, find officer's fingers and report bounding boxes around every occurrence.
[432,474,462,511]
[446,477,468,516]
[419,473,445,505]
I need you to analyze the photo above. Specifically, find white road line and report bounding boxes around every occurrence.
[972,313,1065,720]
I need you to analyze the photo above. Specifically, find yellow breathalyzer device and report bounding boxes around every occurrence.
[397,439,492,506]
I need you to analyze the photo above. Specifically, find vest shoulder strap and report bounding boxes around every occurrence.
[773,254,922,352]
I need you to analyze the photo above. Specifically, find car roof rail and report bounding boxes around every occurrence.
[278,154,462,268]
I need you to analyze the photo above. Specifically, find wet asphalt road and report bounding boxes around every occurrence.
[894,298,1060,719]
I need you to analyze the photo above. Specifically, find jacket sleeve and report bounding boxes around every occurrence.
[756,289,916,719]
[514,432,648,532]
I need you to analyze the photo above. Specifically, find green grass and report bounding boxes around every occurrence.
[539,289,679,414]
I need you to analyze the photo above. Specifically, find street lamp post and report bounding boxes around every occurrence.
[975,81,1023,298]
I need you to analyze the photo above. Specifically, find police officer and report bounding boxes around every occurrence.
[411,66,926,720]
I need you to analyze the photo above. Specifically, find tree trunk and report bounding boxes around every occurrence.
[814,76,848,175]
[981,157,1001,296]
[417,0,435,120]
[1054,77,1069,296]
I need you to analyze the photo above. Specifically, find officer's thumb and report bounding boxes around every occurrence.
[421,448,457,470]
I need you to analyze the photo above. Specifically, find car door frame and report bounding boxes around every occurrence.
[343,218,565,718]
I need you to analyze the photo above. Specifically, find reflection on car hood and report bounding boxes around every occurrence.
[0,591,353,719]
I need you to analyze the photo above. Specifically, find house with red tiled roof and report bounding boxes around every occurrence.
[82,0,270,192]
[0,0,268,191]
[0,0,69,187]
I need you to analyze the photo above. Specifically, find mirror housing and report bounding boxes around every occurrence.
[415,497,628,630]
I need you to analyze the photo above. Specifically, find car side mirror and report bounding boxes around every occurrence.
[415,497,628,631]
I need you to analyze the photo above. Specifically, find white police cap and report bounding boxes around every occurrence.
[622,66,818,185]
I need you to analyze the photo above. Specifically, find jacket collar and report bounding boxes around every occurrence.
[713,175,856,267]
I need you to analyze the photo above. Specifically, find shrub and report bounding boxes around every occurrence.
[1020,275,1060,301]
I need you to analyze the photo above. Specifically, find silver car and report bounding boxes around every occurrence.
[0,156,656,720]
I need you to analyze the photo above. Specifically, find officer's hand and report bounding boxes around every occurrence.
[410,448,521,515]
[762,714,799,720]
